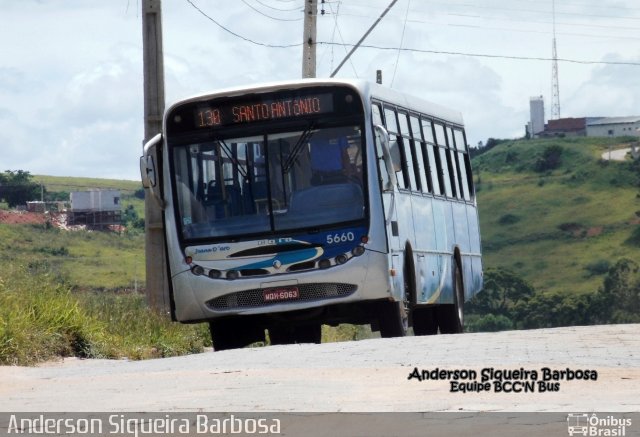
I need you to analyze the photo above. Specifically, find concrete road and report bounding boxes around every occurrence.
[0,324,638,412]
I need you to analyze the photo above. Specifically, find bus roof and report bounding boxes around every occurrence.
[167,78,464,126]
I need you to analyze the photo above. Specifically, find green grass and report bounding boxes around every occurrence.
[0,223,145,291]
[474,136,640,294]
[0,264,210,365]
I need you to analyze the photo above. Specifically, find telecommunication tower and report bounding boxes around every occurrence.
[550,0,561,119]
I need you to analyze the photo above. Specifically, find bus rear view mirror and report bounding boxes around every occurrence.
[374,124,397,191]
[140,155,156,188]
[140,133,165,208]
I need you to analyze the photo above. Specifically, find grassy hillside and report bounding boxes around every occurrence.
[473,136,640,296]
[0,175,146,291]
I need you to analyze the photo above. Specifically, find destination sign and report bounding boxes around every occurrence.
[195,93,334,129]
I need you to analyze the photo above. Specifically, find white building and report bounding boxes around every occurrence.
[586,116,640,138]
[68,189,121,228]
[527,96,545,137]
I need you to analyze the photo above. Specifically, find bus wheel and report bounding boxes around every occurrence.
[437,259,464,334]
[378,300,408,338]
[269,324,322,345]
[209,319,265,351]
[412,307,438,335]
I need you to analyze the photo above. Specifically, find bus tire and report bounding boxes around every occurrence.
[209,319,265,351]
[412,307,438,335]
[378,300,408,338]
[437,258,464,334]
[269,324,322,345]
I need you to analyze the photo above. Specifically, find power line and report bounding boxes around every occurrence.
[324,0,359,77]
[240,0,302,21]
[328,11,640,41]
[318,41,640,66]
[185,0,302,48]
[253,0,303,12]
[343,0,640,22]
[390,0,410,86]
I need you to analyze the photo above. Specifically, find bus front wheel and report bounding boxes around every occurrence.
[268,324,322,345]
[209,319,265,351]
[378,300,408,338]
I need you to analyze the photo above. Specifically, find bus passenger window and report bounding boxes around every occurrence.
[403,138,418,191]
[458,152,471,200]
[434,123,447,146]
[390,134,408,190]
[410,116,423,141]
[426,143,441,195]
[372,103,383,126]
[398,112,417,191]
[422,118,435,143]
[438,147,453,197]
[453,129,466,151]
[448,148,460,198]
[384,108,398,133]
[412,140,427,193]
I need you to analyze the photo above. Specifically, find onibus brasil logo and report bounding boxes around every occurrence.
[567,413,632,436]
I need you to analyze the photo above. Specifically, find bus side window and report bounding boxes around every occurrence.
[398,112,418,191]
[410,115,428,193]
[446,127,462,199]
[438,146,453,198]
[373,104,390,189]
[453,128,472,200]
[372,103,383,126]
[434,123,452,197]
[383,107,407,190]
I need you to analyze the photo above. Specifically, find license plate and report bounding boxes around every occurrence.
[263,286,300,302]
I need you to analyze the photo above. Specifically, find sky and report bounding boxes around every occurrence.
[1,0,639,181]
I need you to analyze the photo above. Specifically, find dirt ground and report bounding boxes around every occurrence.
[0,210,47,225]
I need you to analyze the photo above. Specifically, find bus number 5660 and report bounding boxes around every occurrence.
[327,232,355,244]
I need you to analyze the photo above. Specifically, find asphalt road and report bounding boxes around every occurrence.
[1,324,638,412]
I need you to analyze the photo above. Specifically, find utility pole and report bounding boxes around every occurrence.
[302,0,317,78]
[142,0,169,313]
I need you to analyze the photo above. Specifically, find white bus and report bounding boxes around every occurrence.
[141,79,483,350]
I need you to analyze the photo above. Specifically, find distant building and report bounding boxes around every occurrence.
[586,116,640,138]
[540,117,587,137]
[68,189,121,229]
[527,96,545,137]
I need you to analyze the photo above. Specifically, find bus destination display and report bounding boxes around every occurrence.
[195,93,334,128]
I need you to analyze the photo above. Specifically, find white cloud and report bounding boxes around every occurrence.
[1,0,639,179]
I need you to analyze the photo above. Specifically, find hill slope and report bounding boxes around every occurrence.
[473,136,640,295]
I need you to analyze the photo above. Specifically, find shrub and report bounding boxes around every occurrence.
[584,260,611,277]
[498,214,520,225]
[534,145,563,172]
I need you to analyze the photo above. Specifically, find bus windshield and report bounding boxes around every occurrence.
[172,124,365,241]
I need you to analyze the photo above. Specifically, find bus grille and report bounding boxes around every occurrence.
[206,283,357,311]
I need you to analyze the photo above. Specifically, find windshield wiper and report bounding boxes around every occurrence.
[283,122,315,174]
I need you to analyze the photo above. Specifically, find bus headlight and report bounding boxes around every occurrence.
[191,265,204,276]
[208,269,221,279]
[318,259,331,269]
[351,246,365,257]
[226,270,240,280]
[335,254,348,265]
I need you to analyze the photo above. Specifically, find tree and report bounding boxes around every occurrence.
[596,258,640,323]
[0,170,41,208]
[466,268,535,318]
[534,145,563,172]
